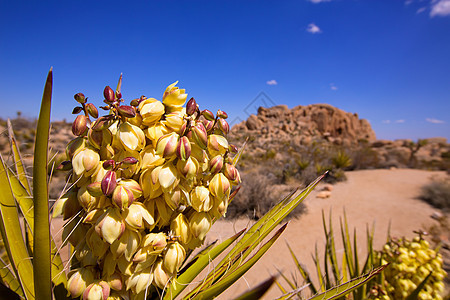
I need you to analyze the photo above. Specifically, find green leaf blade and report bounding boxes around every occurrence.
[33,68,53,300]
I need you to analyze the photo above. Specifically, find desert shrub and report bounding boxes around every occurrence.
[228,171,306,220]
[264,148,276,160]
[331,150,352,169]
[351,141,379,169]
[323,168,347,184]
[419,177,450,211]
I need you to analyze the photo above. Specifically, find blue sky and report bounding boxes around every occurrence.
[1,0,449,140]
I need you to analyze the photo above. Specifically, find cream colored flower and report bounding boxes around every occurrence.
[117,122,145,152]
[163,81,187,107]
[138,98,165,126]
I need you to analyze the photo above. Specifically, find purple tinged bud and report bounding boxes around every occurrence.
[103,160,116,170]
[201,109,215,121]
[218,118,230,134]
[104,86,115,103]
[191,122,208,149]
[86,103,99,118]
[87,182,104,197]
[202,119,214,132]
[116,91,122,100]
[223,163,238,181]
[112,186,134,209]
[92,116,109,131]
[72,106,83,114]
[117,105,136,118]
[83,281,110,300]
[217,109,228,119]
[72,115,88,136]
[121,157,139,165]
[57,160,72,171]
[156,133,179,158]
[88,128,103,149]
[177,136,191,161]
[229,144,238,154]
[101,171,117,196]
[130,98,139,107]
[186,97,197,115]
[209,155,224,174]
[179,121,188,136]
[74,93,86,104]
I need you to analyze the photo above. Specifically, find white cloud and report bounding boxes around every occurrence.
[416,6,427,13]
[307,23,322,34]
[308,0,332,3]
[330,83,338,90]
[382,120,391,124]
[395,119,406,123]
[426,118,445,124]
[430,0,450,17]
[405,0,414,5]
[266,80,278,86]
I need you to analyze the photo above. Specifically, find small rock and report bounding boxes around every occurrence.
[316,191,332,199]
[322,184,333,192]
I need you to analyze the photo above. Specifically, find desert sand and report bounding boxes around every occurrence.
[198,168,448,299]
[50,168,448,299]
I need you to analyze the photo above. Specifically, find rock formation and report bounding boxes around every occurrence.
[232,104,376,146]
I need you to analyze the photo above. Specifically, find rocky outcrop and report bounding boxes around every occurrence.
[232,104,376,146]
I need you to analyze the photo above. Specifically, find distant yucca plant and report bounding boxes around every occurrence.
[332,150,352,169]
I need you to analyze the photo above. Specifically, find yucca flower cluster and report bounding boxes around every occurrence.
[54,78,240,299]
[370,235,446,300]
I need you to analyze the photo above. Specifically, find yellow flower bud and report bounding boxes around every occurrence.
[112,185,134,210]
[164,241,186,274]
[86,227,109,258]
[138,98,165,126]
[140,145,165,170]
[170,213,191,245]
[153,259,171,290]
[117,122,145,152]
[110,229,141,261]
[95,208,125,244]
[140,168,163,199]
[176,156,198,179]
[207,134,229,156]
[115,150,140,178]
[67,267,95,298]
[126,266,154,295]
[66,137,86,160]
[145,123,170,147]
[122,202,155,230]
[106,272,123,292]
[163,81,187,107]
[82,280,110,300]
[73,147,100,177]
[189,211,212,240]
[154,197,174,227]
[141,232,168,255]
[159,162,180,191]
[209,173,231,201]
[77,185,97,211]
[190,186,213,212]
[156,132,179,158]
[162,110,185,132]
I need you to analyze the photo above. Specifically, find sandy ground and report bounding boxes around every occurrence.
[50,168,448,299]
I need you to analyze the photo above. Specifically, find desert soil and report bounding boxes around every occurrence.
[51,168,449,299]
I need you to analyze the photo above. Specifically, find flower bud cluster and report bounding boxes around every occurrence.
[369,234,447,300]
[56,79,240,299]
